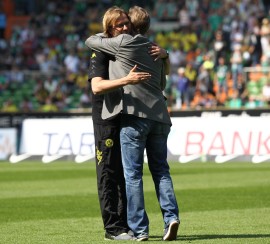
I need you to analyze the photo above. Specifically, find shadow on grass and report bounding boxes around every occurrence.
[151,234,270,241]
[179,234,270,241]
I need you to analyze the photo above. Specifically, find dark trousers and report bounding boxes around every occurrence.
[93,122,129,235]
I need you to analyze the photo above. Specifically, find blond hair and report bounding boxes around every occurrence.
[102,6,128,37]
[128,6,150,35]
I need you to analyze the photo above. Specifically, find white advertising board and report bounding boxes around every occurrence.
[168,117,270,156]
[20,118,95,156]
[19,117,270,162]
[0,128,17,160]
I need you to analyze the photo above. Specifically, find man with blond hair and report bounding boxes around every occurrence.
[86,5,180,241]
[87,6,150,241]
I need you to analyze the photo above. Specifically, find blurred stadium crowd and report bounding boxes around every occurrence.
[0,0,270,112]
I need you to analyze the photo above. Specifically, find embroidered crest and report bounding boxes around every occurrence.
[105,139,114,148]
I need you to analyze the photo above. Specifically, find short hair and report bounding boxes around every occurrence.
[102,6,128,37]
[128,6,150,35]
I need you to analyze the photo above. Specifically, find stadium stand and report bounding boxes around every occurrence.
[0,0,270,112]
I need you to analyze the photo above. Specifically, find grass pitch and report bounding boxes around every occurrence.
[0,161,270,243]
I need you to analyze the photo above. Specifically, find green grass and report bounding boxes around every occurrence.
[0,161,270,243]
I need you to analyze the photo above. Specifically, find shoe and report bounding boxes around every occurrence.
[104,232,115,240]
[163,220,179,241]
[114,233,137,240]
[127,230,134,237]
[136,235,149,241]
[104,232,136,241]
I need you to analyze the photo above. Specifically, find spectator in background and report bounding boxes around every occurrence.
[154,30,168,49]
[199,22,213,49]
[214,56,229,95]
[249,0,266,21]
[184,61,197,92]
[199,0,210,24]
[152,0,167,20]
[65,70,77,94]
[21,26,37,60]
[34,79,49,105]
[40,97,58,112]
[199,92,217,108]
[44,76,58,94]
[51,82,68,110]
[0,37,8,68]
[230,25,244,52]
[212,31,226,66]
[79,88,91,108]
[178,4,190,28]
[75,68,89,89]
[260,18,270,59]
[0,4,6,39]
[0,72,9,94]
[183,62,197,108]
[163,0,178,21]
[163,74,174,110]
[167,28,182,50]
[262,79,270,105]
[196,65,209,95]
[236,73,247,104]
[64,49,80,74]
[202,53,215,94]
[7,65,24,87]
[1,98,19,112]
[230,46,243,90]
[248,19,262,65]
[182,25,198,53]
[208,8,223,33]
[175,67,189,109]
[226,90,242,108]
[38,53,56,73]
[168,44,186,74]
[186,0,199,22]
[245,94,259,108]
[20,98,33,112]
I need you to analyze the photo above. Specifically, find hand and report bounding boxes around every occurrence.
[148,44,168,61]
[125,65,151,84]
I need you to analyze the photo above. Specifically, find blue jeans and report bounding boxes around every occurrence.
[120,115,179,238]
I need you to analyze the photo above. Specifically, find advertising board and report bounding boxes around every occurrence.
[16,117,270,163]
[0,128,17,160]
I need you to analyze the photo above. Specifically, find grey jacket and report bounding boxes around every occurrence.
[85,34,171,125]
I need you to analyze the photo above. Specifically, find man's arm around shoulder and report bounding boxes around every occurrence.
[85,34,132,56]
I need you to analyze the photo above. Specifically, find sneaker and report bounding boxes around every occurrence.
[163,220,179,241]
[104,232,136,241]
[136,235,149,241]
[127,230,134,237]
[104,232,115,240]
[114,233,137,240]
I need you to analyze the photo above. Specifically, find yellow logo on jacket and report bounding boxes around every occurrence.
[96,147,102,165]
[105,139,113,148]
[91,52,96,58]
